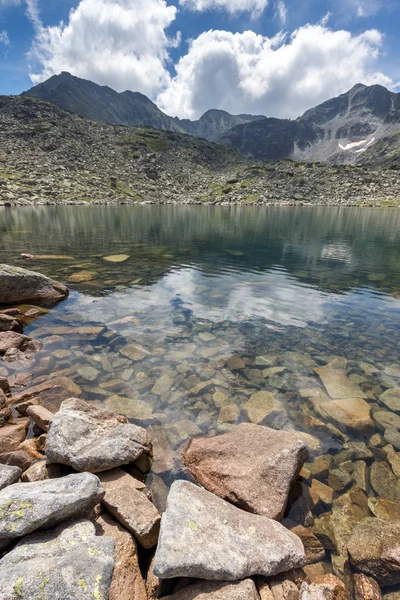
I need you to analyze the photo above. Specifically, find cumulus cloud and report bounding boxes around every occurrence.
[28,0,177,97]
[157,24,392,119]
[179,0,268,17]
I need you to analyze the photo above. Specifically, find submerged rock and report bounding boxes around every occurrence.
[0,472,104,539]
[0,520,114,599]
[45,398,151,472]
[153,480,306,580]
[0,264,69,305]
[348,518,400,586]
[242,391,288,428]
[379,388,400,413]
[183,423,308,520]
[162,579,260,599]
[315,367,367,400]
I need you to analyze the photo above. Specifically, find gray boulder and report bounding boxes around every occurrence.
[0,520,114,599]
[45,398,152,472]
[0,463,21,490]
[162,579,260,599]
[0,264,69,305]
[153,480,306,580]
[0,472,104,538]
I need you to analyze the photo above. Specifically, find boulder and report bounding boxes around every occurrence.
[0,407,11,427]
[348,518,400,586]
[0,520,114,599]
[0,313,22,332]
[354,574,383,600]
[0,450,32,471]
[0,377,10,394]
[45,398,151,472]
[370,461,397,501]
[0,420,29,453]
[11,376,82,412]
[20,460,68,483]
[242,391,288,428]
[183,423,308,520]
[26,404,53,432]
[0,472,104,539]
[0,264,69,306]
[299,582,339,599]
[0,463,21,490]
[162,579,261,600]
[99,468,160,549]
[270,580,300,599]
[0,331,30,355]
[95,513,147,600]
[153,480,306,580]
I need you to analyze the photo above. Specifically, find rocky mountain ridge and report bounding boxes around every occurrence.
[23,74,400,167]
[23,72,264,141]
[1,95,400,207]
[220,83,400,165]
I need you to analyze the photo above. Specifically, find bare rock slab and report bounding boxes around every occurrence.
[348,518,400,586]
[0,520,114,599]
[45,398,152,472]
[99,468,160,549]
[163,579,261,599]
[153,480,306,581]
[0,472,104,539]
[183,423,308,520]
[0,264,69,305]
[0,463,21,490]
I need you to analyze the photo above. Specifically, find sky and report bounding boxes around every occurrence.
[0,0,399,120]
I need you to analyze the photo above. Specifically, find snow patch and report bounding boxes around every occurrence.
[339,137,375,152]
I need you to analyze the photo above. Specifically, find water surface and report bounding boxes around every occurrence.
[1,205,400,588]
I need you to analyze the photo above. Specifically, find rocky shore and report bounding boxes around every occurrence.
[1,95,400,208]
[1,264,400,599]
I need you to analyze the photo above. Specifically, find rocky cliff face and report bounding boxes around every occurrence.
[219,84,400,166]
[23,73,264,141]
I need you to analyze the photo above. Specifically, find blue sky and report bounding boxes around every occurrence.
[0,0,399,119]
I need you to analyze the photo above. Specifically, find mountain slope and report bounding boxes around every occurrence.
[219,84,400,166]
[23,72,265,141]
[1,95,400,207]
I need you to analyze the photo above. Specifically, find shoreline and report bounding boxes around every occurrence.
[1,200,400,208]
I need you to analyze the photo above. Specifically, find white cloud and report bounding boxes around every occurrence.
[25,0,41,30]
[157,24,392,119]
[179,0,268,17]
[28,0,177,97]
[275,0,287,25]
[0,30,10,45]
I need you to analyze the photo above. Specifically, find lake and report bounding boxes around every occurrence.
[1,205,400,589]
